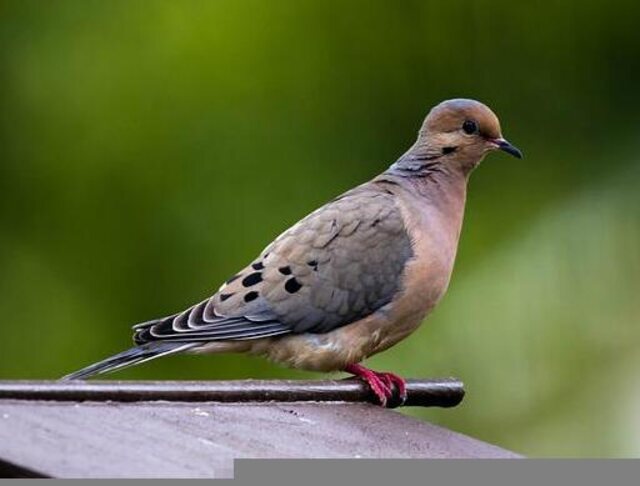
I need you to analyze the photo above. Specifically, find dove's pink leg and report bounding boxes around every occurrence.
[345,363,407,408]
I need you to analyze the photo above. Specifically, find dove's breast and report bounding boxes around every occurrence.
[374,179,467,351]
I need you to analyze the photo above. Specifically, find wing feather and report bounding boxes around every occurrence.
[132,182,412,346]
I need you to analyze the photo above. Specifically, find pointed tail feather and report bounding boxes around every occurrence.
[60,342,197,381]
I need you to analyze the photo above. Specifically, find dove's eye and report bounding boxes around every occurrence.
[462,120,478,135]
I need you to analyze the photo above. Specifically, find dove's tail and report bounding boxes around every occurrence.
[60,342,197,381]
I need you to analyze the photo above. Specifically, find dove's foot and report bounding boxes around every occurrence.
[344,363,407,408]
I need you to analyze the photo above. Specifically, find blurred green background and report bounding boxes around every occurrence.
[1,0,639,457]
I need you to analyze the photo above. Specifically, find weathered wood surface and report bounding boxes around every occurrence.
[0,380,520,478]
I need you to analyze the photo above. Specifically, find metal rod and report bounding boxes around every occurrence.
[0,378,464,408]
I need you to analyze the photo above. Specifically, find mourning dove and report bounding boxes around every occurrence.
[63,99,522,407]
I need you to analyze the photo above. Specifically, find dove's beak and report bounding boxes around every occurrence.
[490,138,523,159]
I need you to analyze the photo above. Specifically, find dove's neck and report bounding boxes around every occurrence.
[380,149,469,254]
[387,143,443,177]
[383,163,467,220]
[384,147,469,204]
[388,134,484,177]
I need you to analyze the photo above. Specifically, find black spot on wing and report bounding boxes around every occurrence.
[285,278,302,294]
[242,272,263,287]
[278,266,292,275]
[244,291,259,303]
[252,261,264,270]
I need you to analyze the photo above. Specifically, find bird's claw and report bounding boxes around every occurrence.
[344,363,408,408]
[377,372,408,407]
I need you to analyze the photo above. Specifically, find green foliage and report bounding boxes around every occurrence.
[1,0,639,456]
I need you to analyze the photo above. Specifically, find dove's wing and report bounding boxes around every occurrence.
[133,182,413,344]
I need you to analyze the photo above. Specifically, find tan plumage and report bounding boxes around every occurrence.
[63,99,522,406]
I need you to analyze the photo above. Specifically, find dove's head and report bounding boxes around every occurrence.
[414,98,522,173]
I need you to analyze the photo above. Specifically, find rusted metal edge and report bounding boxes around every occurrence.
[0,378,464,408]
